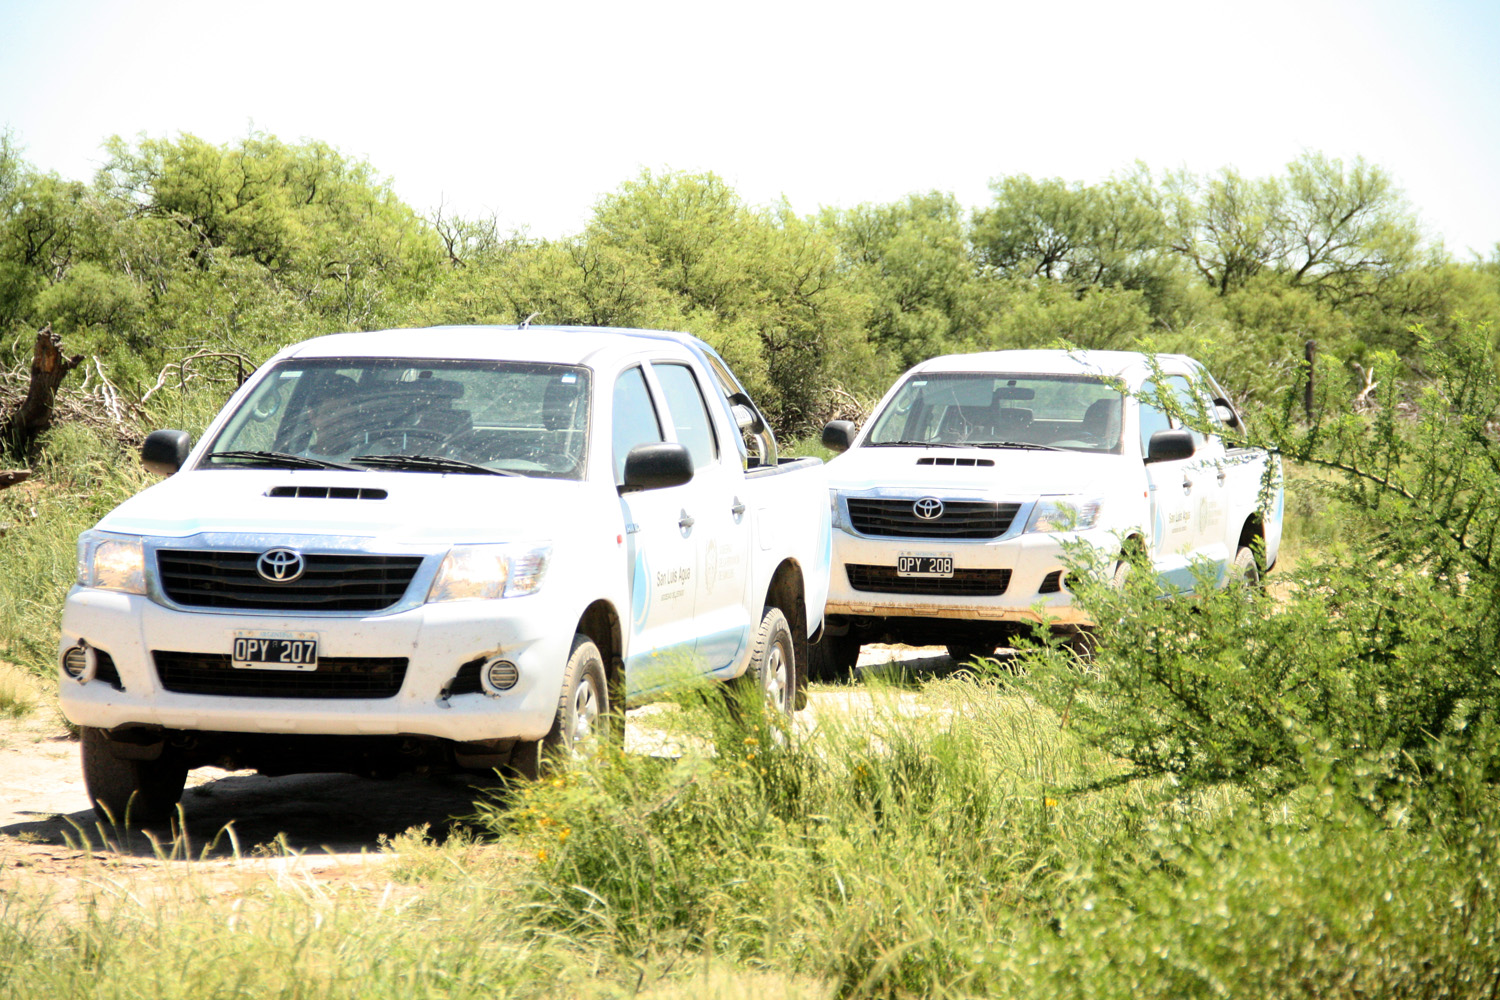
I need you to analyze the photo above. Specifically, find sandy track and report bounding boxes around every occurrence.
[0,646,955,890]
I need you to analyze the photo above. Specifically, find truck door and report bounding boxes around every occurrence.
[1163,374,1232,574]
[1140,386,1200,593]
[649,360,753,676]
[614,365,700,691]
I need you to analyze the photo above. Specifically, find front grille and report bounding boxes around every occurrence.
[153,651,408,699]
[157,550,424,612]
[846,498,1020,539]
[845,564,1012,596]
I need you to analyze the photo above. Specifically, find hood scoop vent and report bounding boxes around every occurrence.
[916,457,994,468]
[267,485,389,500]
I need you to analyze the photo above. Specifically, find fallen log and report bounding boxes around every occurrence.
[0,469,30,491]
[0,325,83,454]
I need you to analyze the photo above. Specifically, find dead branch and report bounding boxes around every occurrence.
[1352,362,1380,411]
[139,349,254,404]
[0,325,84,454]
[0,469,30,491]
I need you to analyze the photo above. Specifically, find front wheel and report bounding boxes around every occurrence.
[80,727,188,825]
[807,630,860,683]
[507,635,610,780]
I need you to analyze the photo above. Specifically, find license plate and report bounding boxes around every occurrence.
[232,630,319,671]
[896,553,954,578]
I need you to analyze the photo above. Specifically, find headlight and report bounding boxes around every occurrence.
[829,489,845,529]
[1024,496,1104,534]
[76,533,147,594]
[427,542,552,603]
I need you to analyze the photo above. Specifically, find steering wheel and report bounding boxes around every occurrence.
[362,428,449,452]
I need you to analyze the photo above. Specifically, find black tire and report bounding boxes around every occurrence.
[733,607,797,717]
[1230,545,1262,587]
[80,727,188,825]
[507,634,609,781]
[946,643,995,665]
[806,631,860,683]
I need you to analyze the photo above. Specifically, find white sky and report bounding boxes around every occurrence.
[2,0,1498,257]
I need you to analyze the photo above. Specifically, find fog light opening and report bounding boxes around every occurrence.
[62,642,98,684]
[479,657,519,697]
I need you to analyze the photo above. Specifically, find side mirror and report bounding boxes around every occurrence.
[1212,397,1241,429]
[822,420,857,454]
[621,442,694,492]
[1146,429,1196,463]
[141,429,193,476]
[727,392,765,434]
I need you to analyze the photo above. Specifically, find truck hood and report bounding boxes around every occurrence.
[93,468,593,546]
[826,445,1123,498]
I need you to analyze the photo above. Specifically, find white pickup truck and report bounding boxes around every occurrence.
[814,349,1282,672]
[59,325,830,821]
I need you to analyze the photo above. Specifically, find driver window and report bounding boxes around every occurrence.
[612,366,663,485]
[1165,375,1209,446]
[1138,396,1172,456]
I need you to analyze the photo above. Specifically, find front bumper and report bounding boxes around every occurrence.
[57,586,569,742]
[826,520,1114,626]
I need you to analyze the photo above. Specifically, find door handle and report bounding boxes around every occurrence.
[1181,478,1193,495]
[731,497,746,518]
[678,509,695,530]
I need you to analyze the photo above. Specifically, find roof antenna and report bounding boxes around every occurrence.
[520,312,541,330]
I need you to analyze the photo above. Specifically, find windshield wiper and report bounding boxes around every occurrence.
[866,440,971,448]
[208,450,364,470]
[970,441,1065,452]
[348,454,518,476]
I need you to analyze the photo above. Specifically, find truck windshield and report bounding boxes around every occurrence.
[864,373,1124,454]
[205,358,592,479]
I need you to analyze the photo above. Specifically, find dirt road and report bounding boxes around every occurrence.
[0,647,955,886]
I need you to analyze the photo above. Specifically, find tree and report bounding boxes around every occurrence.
[822,192,977,369]
[1163,154,1420,302]
[973,170,1174,300]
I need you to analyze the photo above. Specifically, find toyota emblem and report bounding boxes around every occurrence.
[913,497,945,520]
[257,548,306,583]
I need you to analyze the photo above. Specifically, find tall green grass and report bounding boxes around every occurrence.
[2,675,1497,998]
[0,424,153,683]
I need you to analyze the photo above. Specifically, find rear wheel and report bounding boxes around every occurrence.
[80,727,188,825]
[507,634,609,780]
[945,642,996,665]
[1230,545,1261,586]
[732,606,797,718]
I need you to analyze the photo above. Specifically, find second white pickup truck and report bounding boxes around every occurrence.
[815,349,1283,672]
[59,325,830,821]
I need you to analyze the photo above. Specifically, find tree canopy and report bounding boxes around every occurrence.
[0,130,1494,438]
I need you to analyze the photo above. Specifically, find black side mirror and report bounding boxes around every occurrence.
[822,420,857,454]
[1212,397,1242,429]
[141,429,193,476]
[1146,429,1196,463]
[621,442,694,492]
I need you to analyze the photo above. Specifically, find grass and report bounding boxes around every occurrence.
[0,660,36,718]
[0,423,152,685]
[1,670,1496,998]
